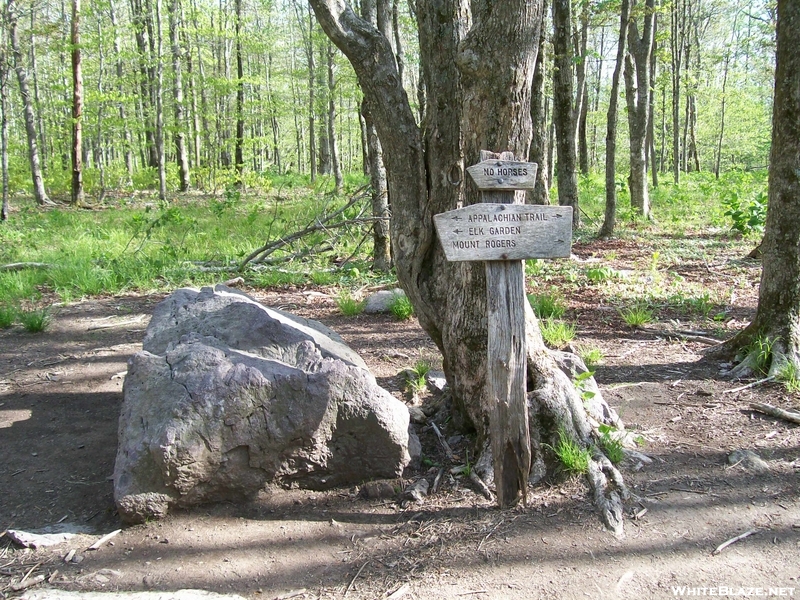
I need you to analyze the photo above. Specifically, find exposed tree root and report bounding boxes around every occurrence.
[471,306,632,534]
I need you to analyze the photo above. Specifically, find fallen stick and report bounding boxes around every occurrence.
[343,560,370,597]
[469,471,494,501]
[430,422,455,462]
[11,574,45,591]
[722,376,775,394]
[712,529,759,555]
[0,262,53,272]
[749,402,800,425]
[87,529,121,550]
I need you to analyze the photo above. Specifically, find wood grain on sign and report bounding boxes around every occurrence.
[433,203,572,262]
[466,160,538,190]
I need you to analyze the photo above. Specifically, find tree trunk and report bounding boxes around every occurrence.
[624,0,655,218]
[670,0,684,184]
[327,41,343,193]
[599,0,630,239]
[0,51,8,221]
[234,0,244,182]
[8,0,50,206]
[528,0,550,206]
[552,0,579,227]
[647,14,658,189]
[150,0,167,201]
[721,0,800,380]
[70,0,83,206]
[169,0,190,191]
[310,0,628,531]
[110,0,134,180]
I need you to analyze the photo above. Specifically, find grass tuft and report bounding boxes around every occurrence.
[405,360,432,395]
[528,291,566,319]
[619,304,653,327]
[0,305,15,328]
[389,293,414,320]
[19,307,50,333]
[546,429,591,475]
[597,424,625,464]
[335,290,364,316]
[540,319,575,348]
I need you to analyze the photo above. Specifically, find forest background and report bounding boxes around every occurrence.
[0,0,776,309]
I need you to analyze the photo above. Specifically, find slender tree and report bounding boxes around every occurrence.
[599,0,630,238]
[7,0,50,206]
[0,46,8,221]
[169,0,190,190]
[234,0,244,182]
[70,0,83,205]
[528,0,550,206]
[552,0,580,226]
[624,0,655,218]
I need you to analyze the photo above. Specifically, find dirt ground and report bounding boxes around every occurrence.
[2,243,800,599]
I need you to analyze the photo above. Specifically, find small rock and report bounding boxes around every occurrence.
[402,478,429,503]
[408,406,427,424]
[363,289,406,314]
[427,371,447,392]
[360,480,398,500]
[728,449,770,473]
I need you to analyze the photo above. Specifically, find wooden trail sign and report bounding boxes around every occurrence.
[436,150,573,508]
[433,203,572,262]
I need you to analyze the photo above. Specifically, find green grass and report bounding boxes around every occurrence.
[546,429,591,475]
[18,307,50,332]
[776,362,800,393]
[528,291,566,319]
[0,185,376,306]
[389,293,414,320]
[540,319,575,348]
[335,290,364,316]
[0,304,16,328]
[405,360,432,395]
[596,424,624,464]
[619,304,653,327]
[578,345,604,370]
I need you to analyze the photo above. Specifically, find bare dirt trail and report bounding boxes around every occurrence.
[1,282,799,600]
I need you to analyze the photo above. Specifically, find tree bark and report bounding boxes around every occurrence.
[0,49,8,221]
[528,0,550,206]
[670,0,684,183]
[151,0,167,201]
[234,0,245,182]
[170,0,191,191]
[599,0,630,239]
[110,0,134,180]
[8,0,50,206]
[720,0,800,379]
[327,42,343,192]
[551,0,579,226]
[70,0,84,206]
[624,0,655,218]
[310,0,628,530]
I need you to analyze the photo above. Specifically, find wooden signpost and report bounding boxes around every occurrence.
[433,151,573,508]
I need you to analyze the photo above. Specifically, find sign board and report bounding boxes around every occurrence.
[433,203,573,262]
[466,160,537,190]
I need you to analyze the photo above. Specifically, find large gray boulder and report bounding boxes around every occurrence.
[114,286,412,524]
[143,284,367,369]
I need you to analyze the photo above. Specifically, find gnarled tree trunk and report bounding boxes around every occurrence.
[309,0,628,533]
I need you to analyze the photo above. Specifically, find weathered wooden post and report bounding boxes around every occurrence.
[434,150,573,507]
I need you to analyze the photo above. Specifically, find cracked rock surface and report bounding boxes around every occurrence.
[114,285,412,524]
